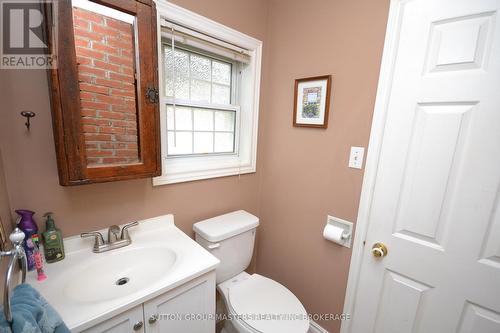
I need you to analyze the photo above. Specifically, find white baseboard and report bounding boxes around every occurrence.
[309,320,330,333]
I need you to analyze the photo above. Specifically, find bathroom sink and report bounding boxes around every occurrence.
[63,246,177,303]
[28,214,219,331]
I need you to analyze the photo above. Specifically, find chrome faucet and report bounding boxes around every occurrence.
[81,221,139,253]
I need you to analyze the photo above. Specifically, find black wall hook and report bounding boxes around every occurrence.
[20,111,36,131]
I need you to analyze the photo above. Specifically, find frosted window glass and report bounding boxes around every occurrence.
[174,106,192,130]
[191,79,211,102]
[214,133,234,152]
[166,75,188,100]
[212,84,230,105]
[214,111,235,131]
[165,49,173,97]
[165,77,172,97]
[165,46,233,106]
[165,49,189,98]
[212,61,231,85]
[164,45,237,157]
[165,48,189,99]
[165,50,189,75]
[194,109,214,131]
[194,132,214,154]
[168,131,192,155]
[174,50,189,74]
[190,54,211,81]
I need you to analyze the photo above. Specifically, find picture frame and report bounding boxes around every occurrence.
[293,75,332,128]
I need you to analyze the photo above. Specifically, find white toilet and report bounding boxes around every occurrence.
[194,210,310,333]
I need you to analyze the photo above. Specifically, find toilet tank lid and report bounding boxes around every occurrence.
[193,210,259,242]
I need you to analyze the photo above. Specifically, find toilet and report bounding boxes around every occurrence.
[194,210,310,333]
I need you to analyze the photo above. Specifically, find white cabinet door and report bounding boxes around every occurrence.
[82,305,144,333]
[347,0,500,332]
[144,272,216,333]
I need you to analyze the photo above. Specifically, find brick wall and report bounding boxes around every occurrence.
[72,7,139,166]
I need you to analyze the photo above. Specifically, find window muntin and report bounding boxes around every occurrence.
[163,43,238,157]
[166,105,236,155]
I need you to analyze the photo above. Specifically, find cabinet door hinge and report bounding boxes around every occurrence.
[146,87,159,104]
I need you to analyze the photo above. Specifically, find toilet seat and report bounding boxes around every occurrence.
[227,274,309,333]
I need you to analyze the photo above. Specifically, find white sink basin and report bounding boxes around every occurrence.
[28,214,219,331]
[63,246,177,303]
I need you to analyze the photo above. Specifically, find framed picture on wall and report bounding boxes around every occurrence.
[293,75,332,128]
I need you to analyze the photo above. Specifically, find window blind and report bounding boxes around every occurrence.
[160,19,251,64]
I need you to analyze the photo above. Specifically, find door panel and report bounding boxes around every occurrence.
[349,0,500,332]
[144,273,216,333]
[479,192,500,266]
[394,103,473,249]
[457,302,500,333]
[374,271,432,333]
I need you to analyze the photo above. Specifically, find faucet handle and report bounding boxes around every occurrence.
[120,221,139,240]
[9,228,25,247]
[81,231,105,250]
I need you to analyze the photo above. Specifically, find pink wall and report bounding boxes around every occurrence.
[0,149,14,295]
[0,0,390,332]
[0,150,12,236]
[0,0,268,238]
[256,0,389,332]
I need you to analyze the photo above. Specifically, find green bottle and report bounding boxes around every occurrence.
[42,212,65,263]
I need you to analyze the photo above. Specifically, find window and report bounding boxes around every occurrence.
[163,45,238,156]
[154,1,262,185]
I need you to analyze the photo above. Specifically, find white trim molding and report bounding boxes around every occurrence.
[153,0,262,185]
[309,320,330,333]
[340,1,403,332]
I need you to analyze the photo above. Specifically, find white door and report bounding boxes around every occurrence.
[347,0,500,332]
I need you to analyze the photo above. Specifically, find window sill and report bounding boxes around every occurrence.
[152,164,256,185]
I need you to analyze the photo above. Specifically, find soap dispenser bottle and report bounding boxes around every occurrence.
[15,209,38,271]
[42,212,65,263]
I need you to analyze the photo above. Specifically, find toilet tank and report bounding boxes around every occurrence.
[193,210,259,284]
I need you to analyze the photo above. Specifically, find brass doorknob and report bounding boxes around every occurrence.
[372,242,388,258]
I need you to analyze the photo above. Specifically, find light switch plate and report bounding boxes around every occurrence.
[349,146,365,169]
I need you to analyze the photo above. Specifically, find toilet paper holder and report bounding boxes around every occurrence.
[324,215,354,248]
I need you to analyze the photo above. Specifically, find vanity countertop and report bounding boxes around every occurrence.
[26,214,219,332]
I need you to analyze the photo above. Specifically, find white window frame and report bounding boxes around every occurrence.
[153,1,262,185]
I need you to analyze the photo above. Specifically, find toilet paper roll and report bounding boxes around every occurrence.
[323,224,346,244]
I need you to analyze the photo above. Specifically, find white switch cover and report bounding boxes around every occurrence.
[349,146,365,169]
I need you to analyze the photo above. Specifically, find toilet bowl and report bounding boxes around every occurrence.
[217,272,309,333]
[193,210,310,333]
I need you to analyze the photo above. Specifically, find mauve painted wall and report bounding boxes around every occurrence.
[0,0,390,332]
[0,0,268,238]
[0,150,13,236]
[0,150,14,295]
[256,0,389,332]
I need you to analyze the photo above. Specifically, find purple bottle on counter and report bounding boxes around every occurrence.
[15,209,38,271]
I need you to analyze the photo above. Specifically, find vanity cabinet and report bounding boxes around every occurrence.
[82,306,145,333]
[44,0,161,185]
[81,272,216,333]
[144,273,215,333]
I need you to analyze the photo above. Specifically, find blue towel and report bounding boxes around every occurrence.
[0,284,70,333]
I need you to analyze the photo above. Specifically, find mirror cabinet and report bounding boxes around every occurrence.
[45,0,160,185]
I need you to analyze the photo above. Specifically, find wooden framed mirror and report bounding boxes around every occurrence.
[44,0,161,185]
